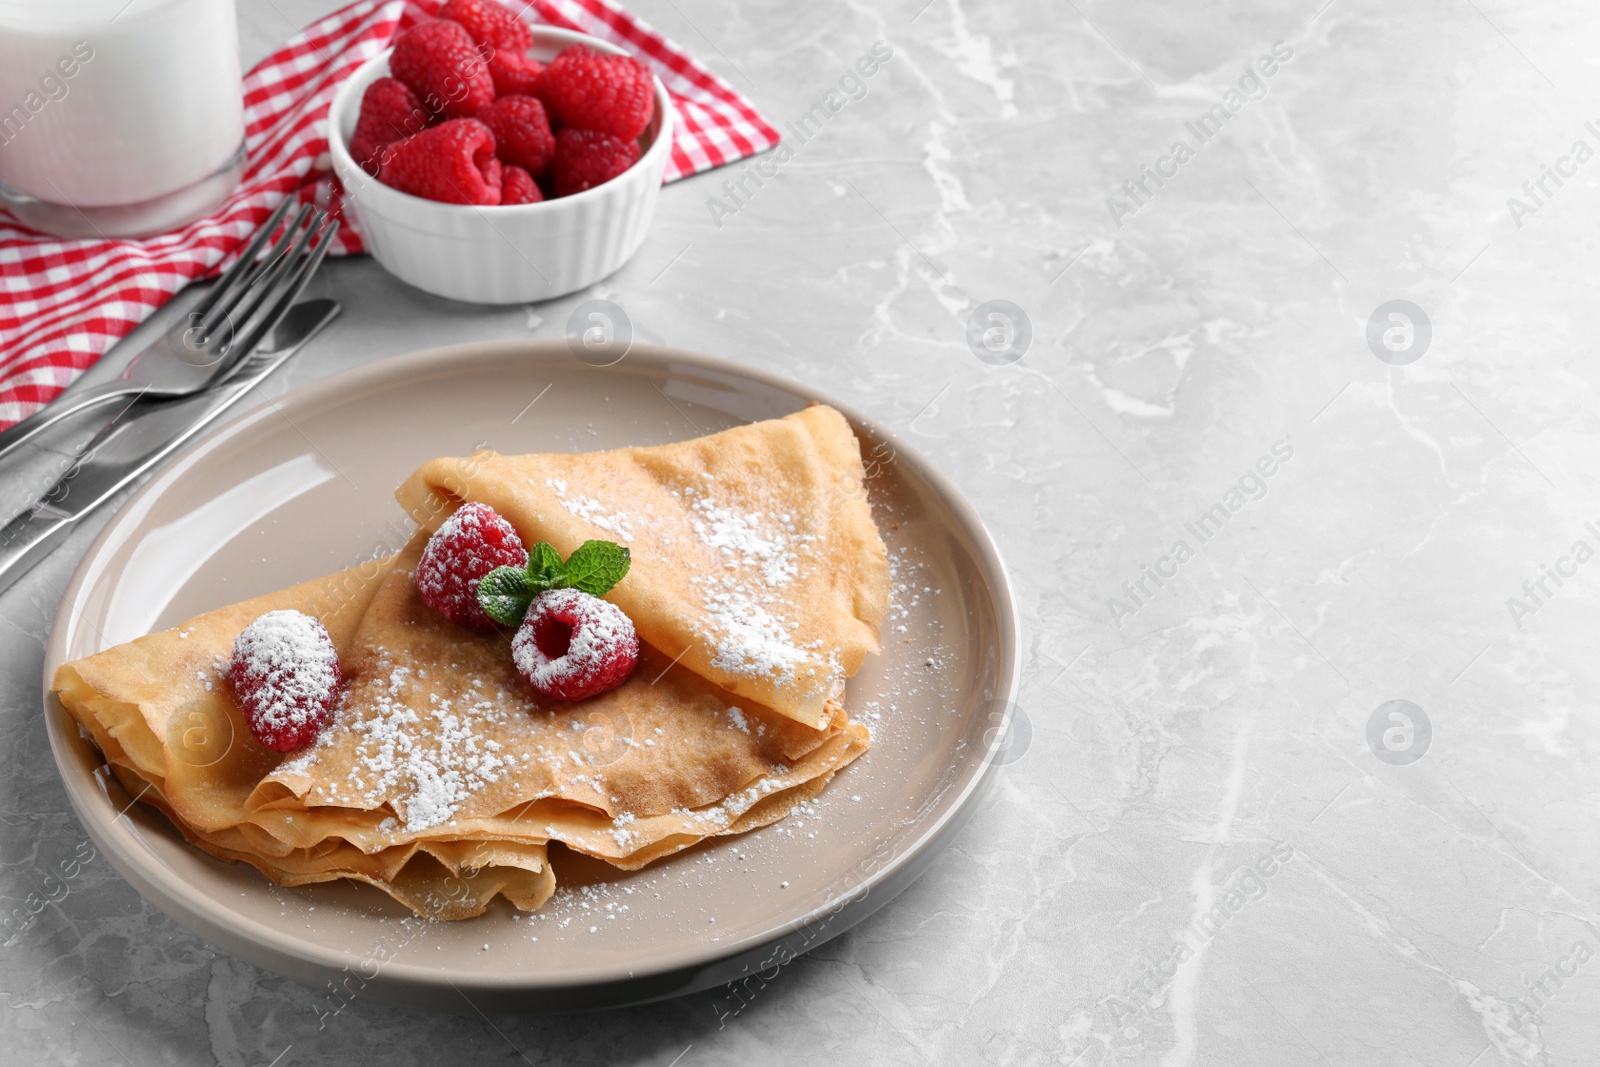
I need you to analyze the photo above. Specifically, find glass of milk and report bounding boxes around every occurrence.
[0,0,245,238]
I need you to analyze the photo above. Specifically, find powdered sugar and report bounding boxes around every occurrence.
[281,653,513,832]
[700,588,809,682]
[679,487,825,687]
[522,878,651,937]
[545,477,636,542]
[691,497,798,587]
[609,810,638,849]
[538,476,828,690]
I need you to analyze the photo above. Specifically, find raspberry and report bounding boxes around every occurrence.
[228,610,342,753]
[348,77,429,176]
[483,154,504,200]
[380,118,503,204]
[417,502,530,630]
[489,50,543,99]
[502,164,543,204]
[478,94,555,176]
[390,18,494,119]
[512,589,639,701]
[550,127,640,196]
[536,45,654,142]
[439,0,531,54]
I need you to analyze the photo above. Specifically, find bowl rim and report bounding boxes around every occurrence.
[328,25,675,216]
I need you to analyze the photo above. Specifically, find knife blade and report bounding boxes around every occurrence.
[0,298,341,593]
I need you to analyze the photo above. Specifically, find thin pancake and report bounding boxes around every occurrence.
[258,533,848,832]
[395,404,891,729]
[53,536,871,917]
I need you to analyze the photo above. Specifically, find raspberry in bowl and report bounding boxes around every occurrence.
[328,23,673,304]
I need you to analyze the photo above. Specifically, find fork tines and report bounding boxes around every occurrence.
[186,201,339,371]
[229,212,340,366]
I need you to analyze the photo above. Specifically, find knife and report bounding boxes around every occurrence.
[0,298,341,593]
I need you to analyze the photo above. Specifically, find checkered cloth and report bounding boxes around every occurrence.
[0,0,778,430]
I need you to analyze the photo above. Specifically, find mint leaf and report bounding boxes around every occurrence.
[528,541,564,590]
[477,566,537,626]
[478,540,630,624]
[558,540,631,597]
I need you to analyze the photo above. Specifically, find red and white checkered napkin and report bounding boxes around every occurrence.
[0,0,778,430]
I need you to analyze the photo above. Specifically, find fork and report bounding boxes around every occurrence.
[0,198,333,461]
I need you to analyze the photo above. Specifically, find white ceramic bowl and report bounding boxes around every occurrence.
[328,27,673,304]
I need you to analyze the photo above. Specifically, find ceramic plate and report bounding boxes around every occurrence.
[42,341,1020,1012]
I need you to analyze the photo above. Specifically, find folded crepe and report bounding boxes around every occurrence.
[397,403,891,730]
[52,405,889,919]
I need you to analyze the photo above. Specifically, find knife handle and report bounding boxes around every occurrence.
[0,385,150,465]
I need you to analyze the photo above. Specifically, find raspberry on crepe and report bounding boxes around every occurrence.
[513,588,640,700]
[227,610,341,753]
[416,501,529,630]
[399,405,891,730]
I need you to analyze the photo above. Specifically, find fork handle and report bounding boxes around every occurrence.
[0,382,143,463]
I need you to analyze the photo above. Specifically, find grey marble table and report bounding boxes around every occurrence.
[5,0,1599,1064]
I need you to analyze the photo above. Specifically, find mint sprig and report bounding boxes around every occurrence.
[476,539,631,627]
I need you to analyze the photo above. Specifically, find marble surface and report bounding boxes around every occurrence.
[4,0,1599,1064]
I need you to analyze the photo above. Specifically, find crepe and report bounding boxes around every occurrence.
[54,555,559,918]
[251,531,870,873]
[51,406,889,919]
[396,404,891,729]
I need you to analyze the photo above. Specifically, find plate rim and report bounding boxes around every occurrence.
[42,339,1022,998]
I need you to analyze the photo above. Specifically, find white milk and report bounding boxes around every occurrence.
[0,0,244,220]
